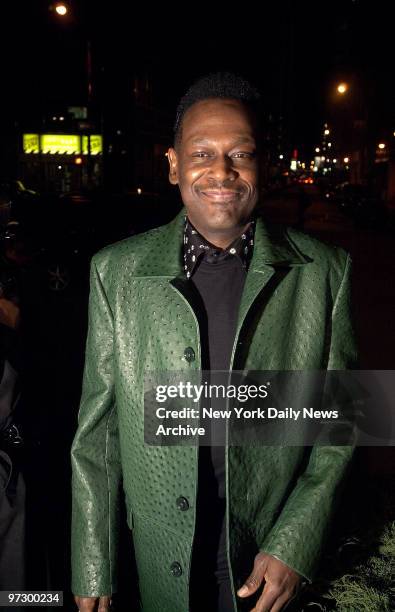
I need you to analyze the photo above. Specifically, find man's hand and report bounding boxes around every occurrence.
[237,552,302,612]
[74,596,112,612]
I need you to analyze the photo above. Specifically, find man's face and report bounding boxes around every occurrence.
[168,98,259,236]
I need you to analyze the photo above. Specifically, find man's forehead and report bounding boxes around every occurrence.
[188,134,256,146]
[182,99,256,142]
[184,98,252,123]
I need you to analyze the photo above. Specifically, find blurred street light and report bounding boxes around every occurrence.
[378,143,386,149]
[344,157,350,163]
[324,129,330,135]
[337,83,348,95]
[55,3,68,16]
[315,147,320,153]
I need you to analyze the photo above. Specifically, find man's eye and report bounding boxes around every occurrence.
[232,152,255,159]
[192,152,210,158]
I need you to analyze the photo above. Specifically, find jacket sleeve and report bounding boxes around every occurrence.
[260,253,358,581]
[71,254,122,596]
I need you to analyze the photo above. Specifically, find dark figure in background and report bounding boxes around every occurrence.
[0,268,25,591]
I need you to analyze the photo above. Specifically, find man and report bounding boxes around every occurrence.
[71,73,357,612]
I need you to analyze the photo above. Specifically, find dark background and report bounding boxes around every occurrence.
[2,0,395,175]
[0,1,394,610]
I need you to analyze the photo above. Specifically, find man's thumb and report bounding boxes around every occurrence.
[98,596,112,612]
[237,554,269,598]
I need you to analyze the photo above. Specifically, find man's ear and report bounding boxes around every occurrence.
[167,147,179,185]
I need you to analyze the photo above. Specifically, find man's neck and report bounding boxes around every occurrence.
[188,221,253,250]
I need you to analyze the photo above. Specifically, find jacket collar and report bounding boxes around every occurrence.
[249,216,312,271]
[134,206,311,277]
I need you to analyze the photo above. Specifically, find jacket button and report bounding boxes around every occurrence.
[170,561,182,577]
[183,347,195,362]
[176,496,189,511]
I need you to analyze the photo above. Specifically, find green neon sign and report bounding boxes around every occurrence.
[41,134,81,155]
[82,135,103,155]
[23,133,103,155]
[23,134,40,154]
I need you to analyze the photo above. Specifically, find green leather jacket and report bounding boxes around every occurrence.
[71,208,357,611]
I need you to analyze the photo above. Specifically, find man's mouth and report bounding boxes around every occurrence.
[200,190,241,202]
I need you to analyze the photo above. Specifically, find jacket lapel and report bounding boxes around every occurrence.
[132,207,311,280]
[132,208,186,278]
[132,208,313,364]
[236,217,312,331]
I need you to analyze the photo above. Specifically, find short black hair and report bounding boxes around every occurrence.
[173,71,261,148]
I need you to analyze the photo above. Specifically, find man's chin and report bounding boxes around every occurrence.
[185,194,256,231]
[197,214,249,234]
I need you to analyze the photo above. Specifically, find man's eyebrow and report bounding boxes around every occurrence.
[189,136,256,146]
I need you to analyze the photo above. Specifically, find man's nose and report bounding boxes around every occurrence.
[209,155,238,182]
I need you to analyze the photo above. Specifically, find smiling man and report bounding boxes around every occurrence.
[169,95,259,245]
[71,73,357,612]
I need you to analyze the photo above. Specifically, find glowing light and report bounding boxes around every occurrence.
[333,159,337,163]
[74,157,83,165]
[55,4,68,15]
[23,134,40,154]
[137,188,142,194]
[82,135,103,155]
[328,142,332,147]
[378,143,386,150]
[337,83,348,94]
[315,147,320,153]
[344,157,349,163]
[42,134,80,155]
[279,154,284,159]
[324,129,330,135]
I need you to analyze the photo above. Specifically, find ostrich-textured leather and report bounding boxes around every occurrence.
[71,207,357,611]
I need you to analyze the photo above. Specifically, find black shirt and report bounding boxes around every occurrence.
[183,218,255,583]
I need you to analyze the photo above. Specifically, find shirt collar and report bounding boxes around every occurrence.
[183,216,255,278]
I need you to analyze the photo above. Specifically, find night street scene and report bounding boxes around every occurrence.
[1,1,394,611]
